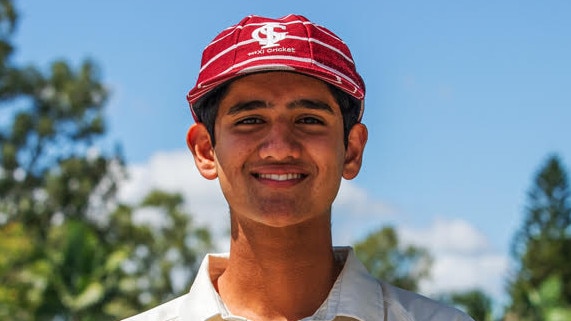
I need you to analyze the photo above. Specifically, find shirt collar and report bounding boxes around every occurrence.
[179,253,238,321]
[307,247,384,321]
[179,247,383,321]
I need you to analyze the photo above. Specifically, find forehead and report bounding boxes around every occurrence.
[219,72,339,110]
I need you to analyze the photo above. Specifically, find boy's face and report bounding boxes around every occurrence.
[189,72,367,228]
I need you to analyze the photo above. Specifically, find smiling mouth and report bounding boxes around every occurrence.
[255,173,306,181]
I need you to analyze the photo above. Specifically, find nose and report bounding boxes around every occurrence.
[258,120,301,161]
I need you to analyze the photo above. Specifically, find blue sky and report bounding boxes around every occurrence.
[13,0,571,304]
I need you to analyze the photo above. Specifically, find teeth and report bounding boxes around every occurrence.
[258,173,302,181]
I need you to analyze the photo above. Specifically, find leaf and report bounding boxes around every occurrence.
[61,282,104,311]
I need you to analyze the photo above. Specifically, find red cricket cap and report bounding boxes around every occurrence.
[186,14,365,122]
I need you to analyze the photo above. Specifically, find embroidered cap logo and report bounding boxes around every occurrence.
[251,23,287,49]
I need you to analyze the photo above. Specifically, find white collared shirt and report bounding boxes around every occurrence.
[122,247,474,321]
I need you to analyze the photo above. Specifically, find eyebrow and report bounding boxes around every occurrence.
[227,100,268,115]
[287,99,334,114]
[226,99,334,115]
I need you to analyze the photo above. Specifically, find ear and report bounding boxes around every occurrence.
[186,123,218,180]
[342,123,368,180]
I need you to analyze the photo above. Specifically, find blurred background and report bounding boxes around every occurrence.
[1,1,570,320]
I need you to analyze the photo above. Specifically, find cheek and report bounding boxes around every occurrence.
[214,136,255,172]
[310,142,345,205]
[308,138,346,172]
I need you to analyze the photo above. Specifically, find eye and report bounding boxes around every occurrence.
[235,117,264,125]
[297,116,324,125]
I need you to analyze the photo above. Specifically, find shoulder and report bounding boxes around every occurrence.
[334,247,473,321]
[379,281,474,321]
[120,295,187,321]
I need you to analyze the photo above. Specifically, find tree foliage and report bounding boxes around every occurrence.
[506,154,571,320]
[441,289,494,321]
[354,226,432,291]
[0,2,213,320]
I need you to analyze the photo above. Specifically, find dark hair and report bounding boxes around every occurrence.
[192,83,230,147]
[191,79,362,148]
[327,83,362,147]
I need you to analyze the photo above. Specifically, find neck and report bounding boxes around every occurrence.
[216,213,341,321]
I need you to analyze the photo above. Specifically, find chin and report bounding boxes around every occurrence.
[255,210,330,229]
[256,212,307,227]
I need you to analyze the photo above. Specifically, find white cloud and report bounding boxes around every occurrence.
[117,149,229,249]
[400,218,489,256]
[332,180,397,245]
[118,149,509,302]
[399,218,509,301]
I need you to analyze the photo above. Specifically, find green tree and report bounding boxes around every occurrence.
[104,190,213,313]
[0,2,213,320]
[506,154,571,321]
[442,289,494,321]
[0,221,38,320]
[354,226,432,291]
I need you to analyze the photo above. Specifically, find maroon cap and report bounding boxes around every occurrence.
[187,14,365,121]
